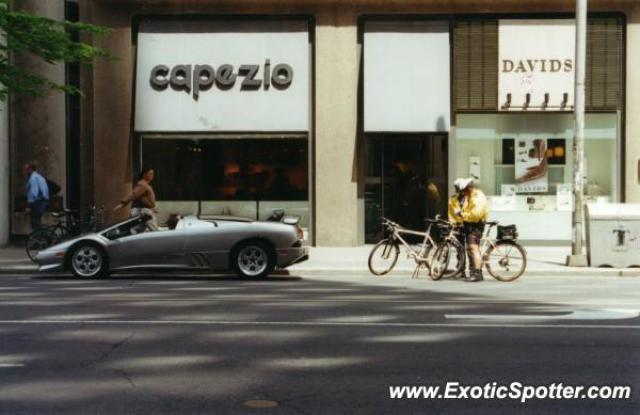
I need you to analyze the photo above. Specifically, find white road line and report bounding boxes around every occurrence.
[0,319,637,329]
[446,309,640,322]
[0,363,25,368]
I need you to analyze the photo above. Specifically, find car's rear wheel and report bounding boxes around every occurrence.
[68,243,109,278]
[234,241,275,278]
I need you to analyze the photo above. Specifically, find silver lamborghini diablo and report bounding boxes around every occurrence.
[35,215,309,278]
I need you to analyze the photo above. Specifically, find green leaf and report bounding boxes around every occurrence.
[0,0,112,100]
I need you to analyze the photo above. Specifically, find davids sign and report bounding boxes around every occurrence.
[498,19,576,111]
[150,60,294,100]
[502,59,573,74]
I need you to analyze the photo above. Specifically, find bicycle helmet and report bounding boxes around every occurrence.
[454,177,474,192]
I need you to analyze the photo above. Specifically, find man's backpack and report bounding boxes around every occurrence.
[46,178,61,196]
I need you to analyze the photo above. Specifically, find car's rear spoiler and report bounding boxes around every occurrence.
[283,216,301,226]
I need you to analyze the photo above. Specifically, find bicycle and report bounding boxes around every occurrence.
[429,222,466,280]
[26,205,105,263]
[431,221,527,282]
[367,217,441,278]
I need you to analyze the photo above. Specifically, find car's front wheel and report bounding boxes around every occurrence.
[68,243,109,278]
[234,241,275,278]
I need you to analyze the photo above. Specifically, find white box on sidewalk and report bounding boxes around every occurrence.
[586,203,640,268]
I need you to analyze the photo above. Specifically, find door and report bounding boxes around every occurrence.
[108,228,189,269]
[365,134,448,243]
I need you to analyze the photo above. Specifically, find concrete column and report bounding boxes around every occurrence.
[314,7,360,246]
[10,0,66,235]
[626,5,640,202]
[89,3,134,224]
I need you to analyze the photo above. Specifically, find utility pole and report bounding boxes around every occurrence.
[567,0,589,267]
[0,31,8,247]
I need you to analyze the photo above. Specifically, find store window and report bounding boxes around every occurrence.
[141,136,309,227]
[455,113,619,214]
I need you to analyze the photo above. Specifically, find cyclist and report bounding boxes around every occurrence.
[448,177,489,282]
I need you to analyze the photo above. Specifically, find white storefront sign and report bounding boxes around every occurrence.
[364,21,450,132]
[135,20,310,132]
[499,19,575,111]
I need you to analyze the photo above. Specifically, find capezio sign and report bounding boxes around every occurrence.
[499,19,575,111]
[149,61,294,100]
[134,20,310,132]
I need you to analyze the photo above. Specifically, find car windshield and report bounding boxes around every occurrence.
[102,216,154,240]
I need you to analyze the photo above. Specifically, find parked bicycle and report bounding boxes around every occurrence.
[26,205,105,263]
[430,221,527,282]
[368,217,443,277]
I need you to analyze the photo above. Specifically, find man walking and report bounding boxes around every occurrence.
[24,162,50,231]
[448,177,489,282]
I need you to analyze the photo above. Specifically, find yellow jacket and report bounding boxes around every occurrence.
[448,188,489,224]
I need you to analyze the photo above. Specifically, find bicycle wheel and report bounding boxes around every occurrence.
[485,241,527,282]
[368,238,400,276]
[430,239,465,280]
[25,229,61,263]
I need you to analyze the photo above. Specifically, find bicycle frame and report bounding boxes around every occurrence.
[385,220,436,263]
[479,223,499,260]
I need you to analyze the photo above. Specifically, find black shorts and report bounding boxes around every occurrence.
[463,222,485,245]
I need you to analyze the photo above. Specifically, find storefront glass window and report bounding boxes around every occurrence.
[455,113,619,213]
[141,137,309,227]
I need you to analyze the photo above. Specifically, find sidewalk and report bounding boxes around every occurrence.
[289,245,640,277]
[0,247,36,273]
[1,245,638,276]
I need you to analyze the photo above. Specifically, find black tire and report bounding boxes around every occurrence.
[67,242,109,278]
[368,239,400,276]
[26,229,60,263]
[233,241,275,278]
[431,239,465,280]
[485,241,527,282]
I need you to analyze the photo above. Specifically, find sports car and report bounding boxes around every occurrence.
[35,214,309,278]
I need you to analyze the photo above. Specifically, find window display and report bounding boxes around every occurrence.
[141,136,310,227]
[455,113,619,213]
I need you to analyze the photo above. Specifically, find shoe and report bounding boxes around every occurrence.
[516,157,548,183]
[465,269,483,282]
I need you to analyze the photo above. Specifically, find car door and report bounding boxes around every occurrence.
[183,221,244,271]
[108,228,189,269]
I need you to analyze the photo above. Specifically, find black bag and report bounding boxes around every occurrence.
[46,178,61,196]
[497,224,518,240]
[434,223,451,242]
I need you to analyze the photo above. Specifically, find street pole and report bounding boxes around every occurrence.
[0,31,8,247]
[567,0,589,266]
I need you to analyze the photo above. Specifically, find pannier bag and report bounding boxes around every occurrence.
[435,223,451,242]
[497,224,518,240]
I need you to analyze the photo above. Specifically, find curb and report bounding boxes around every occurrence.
[1,266,639,277]
[289,268,640,277]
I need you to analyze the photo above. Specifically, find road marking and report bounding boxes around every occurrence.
[446,309,640,322]
[0,319,637,329]
[0,363,25,368]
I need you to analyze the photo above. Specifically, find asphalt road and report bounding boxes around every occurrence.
[0,271,638,415]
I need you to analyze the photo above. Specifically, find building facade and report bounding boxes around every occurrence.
[5,0,640,247]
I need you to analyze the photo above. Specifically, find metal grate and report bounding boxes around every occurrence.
[586,17,624,110]
[453,20,498,111]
